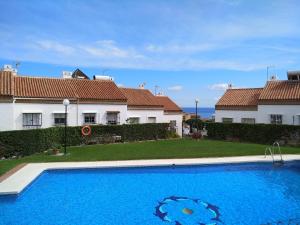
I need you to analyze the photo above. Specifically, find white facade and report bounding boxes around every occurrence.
[163,113,183,136]
[215,110,258,123]
[1,102,127,131]
[257,105,300,125]
[215,105,300,125]
[0,103,14,131]
[126,109,182,136]
[126,109,164,123]
[0,102,183,136]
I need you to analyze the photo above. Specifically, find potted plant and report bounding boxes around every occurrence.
[192,131,202,140]
[51,143,62,155]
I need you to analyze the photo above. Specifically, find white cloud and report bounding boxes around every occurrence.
[1,0,300,73]
[35,40,75,55]
[209,83,229,91]
[257,45,300,54]
[168,85,183,91]
[117,83,124,87]
[146,43,218,54]
[80,40,143,59]
[0,36,296,72]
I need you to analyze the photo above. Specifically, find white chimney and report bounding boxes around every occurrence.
[2,65,17,75]
[138,82,146,89]
[93,75,114,81]
[228,83,233,89]
[62,71,73,79]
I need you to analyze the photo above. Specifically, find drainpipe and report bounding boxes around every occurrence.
[293,115,295,125]
[12,97,16,130]
[76,98,79,126]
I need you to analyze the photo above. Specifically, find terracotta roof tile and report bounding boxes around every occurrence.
[69,79,126,101]
[120,88,163,108]
[155,96,182,112]
[259,80,300,101]
[14,76,76,99]
[0,71,14,96]
[0,72,127,101]
[216,88,263,108]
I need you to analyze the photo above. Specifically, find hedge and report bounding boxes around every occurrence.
[0,123,171,158]
[186,119,300,146]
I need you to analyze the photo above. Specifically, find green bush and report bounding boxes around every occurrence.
[0,123,171,157]
[0,142,15,158]
[201,122,300,145]
[185,119,204,132]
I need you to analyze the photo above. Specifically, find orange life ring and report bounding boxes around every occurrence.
[81,125,91,136]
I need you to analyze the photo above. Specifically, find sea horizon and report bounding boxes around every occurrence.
[182,107,215,119]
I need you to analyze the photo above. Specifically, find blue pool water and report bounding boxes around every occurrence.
[1,162,300,225]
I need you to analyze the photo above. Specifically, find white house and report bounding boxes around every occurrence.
[0,67,183,135]
[215,71,300,125]
[120,88,183,135]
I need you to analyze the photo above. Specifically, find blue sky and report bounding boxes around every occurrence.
[0,0,300,107]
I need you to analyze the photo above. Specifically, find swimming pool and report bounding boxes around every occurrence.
[0,162,300,225]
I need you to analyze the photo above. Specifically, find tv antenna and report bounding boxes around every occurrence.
[267,65,275,81]
[154,85,160,95]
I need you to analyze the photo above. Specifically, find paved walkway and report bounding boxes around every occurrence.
[1,155,300,195]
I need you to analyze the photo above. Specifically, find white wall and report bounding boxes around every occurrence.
[77,104,127,125]
[126,109,165,123]
[0,102,183,136]
[257,105,300,125]
[12,102,127,130]
[0,103,14,131]
[126,109,182,136]
[215,105,300,125]
[163,113,183,136]
[215,110,258,123]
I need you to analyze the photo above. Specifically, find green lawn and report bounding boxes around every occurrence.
[1,139,300,176]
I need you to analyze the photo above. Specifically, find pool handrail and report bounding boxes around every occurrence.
[265,142,284,165]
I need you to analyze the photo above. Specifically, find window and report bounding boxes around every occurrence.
[241,118,255,124]
[106,112,120,125]
[128,117,140,124]
[222,118,233,123]
[23,113,42,128]
[148,117,156,123]
[54,113,66,125]
[84,113,96,124]
[270,114,282,124]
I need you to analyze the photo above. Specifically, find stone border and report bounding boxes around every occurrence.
[0,155,300,195]
[0,163,27,183]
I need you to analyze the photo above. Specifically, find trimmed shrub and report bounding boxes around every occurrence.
[200,122,300,146]
[0,142,15,158]
[0,123,171,157]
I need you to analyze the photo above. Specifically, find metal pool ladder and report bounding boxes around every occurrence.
[264,142,284,165]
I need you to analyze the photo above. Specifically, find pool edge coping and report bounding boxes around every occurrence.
[0,163,27,183]
[1,154,300,195]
